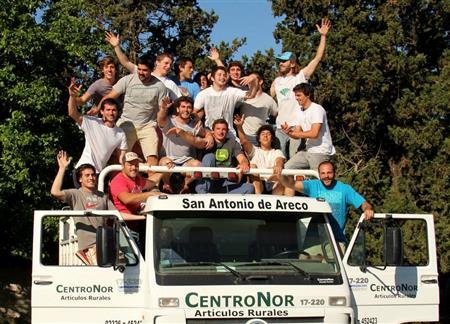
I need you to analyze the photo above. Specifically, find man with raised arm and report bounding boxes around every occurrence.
[74,56,118,108]
[90,52,168,180]
[193,66,258,136]
[107,31,181,101]
[278,161,374,254]
[208,48,248,90]
[271,18,331,159]
[234,115,285,195]
[157,96,213,193]
[51,151,115,265]
[68,79,127,186]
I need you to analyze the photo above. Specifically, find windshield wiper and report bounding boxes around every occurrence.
[167,262,246,281]
[239,261,312,281]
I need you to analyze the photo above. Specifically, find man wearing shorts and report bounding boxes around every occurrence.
[98,53,168,177]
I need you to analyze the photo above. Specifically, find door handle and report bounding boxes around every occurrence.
[421,275,438,284]
[33,280,53,285]
[421,279,438,284]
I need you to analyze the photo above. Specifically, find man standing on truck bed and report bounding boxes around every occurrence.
[68,79,127,187]
[278,161,374,254]
[50,151,115,265]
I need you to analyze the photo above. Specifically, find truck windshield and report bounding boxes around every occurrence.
[153,211,341,285]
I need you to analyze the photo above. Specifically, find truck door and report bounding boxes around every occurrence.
[343,214,439,324]
[32,211,146,324]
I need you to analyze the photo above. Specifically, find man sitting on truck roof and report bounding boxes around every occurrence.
[277,161,374,255]
[197,119,254,194]
[157,96,213,193]
[50,151,115,265]
[234,115,285,195]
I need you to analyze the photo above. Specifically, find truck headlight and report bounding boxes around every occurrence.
[159,297,179,307]
[329,296,346,306]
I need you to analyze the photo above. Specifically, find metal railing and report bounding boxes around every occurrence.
[97,164,319,192]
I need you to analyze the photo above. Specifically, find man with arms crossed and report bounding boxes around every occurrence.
[282,83,335,172]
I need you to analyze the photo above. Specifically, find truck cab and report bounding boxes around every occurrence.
[32,168,439,323]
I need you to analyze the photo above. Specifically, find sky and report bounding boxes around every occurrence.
[198,0,283,59]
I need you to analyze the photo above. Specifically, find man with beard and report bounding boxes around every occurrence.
[270,18,331,159]
[68,80,127,187]
[157,96,213,193]
[92,53,168,180]
[278,161,374,254]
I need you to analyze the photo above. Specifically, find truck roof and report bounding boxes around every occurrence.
[143,194,332,213]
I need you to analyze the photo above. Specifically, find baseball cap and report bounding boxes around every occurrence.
[124,152,143,163]
[276,52,296,61]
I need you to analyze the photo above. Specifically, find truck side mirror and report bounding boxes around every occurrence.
[384,227,403,266]
[96,225,118,267]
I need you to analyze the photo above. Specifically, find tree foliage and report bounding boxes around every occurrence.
[0,0,230,260]
[269,0,449,272]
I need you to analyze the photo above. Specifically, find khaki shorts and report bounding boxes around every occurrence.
[118,120,159,158]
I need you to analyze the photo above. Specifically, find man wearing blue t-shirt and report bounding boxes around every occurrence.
[279,161,374,253]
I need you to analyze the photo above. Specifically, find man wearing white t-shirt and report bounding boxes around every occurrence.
[270,18,331,159]
[68,80,127,187]
[194,66,258,135]
[282,83,335,173]
[152,53,182,101]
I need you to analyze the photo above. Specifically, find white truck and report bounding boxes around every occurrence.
[31,167,440,323]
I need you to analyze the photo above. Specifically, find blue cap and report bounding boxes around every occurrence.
[276,52,296,61]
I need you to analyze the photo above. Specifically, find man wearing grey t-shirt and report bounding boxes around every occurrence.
[51,151,115,265]
[157,96,213,193]
[235,72,278,145]
[93,54,168,179]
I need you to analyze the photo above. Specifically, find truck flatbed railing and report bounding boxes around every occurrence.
[97,164,319,192]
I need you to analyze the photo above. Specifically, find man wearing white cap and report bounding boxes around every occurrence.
[270,18,331,160]
[109,152,161,220]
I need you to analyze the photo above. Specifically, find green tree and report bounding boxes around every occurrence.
[270,0,449,271]
[0,0,238,261]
